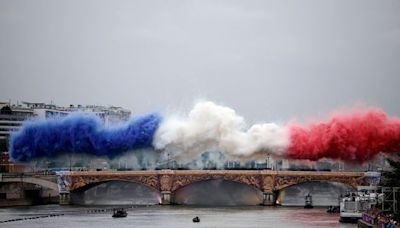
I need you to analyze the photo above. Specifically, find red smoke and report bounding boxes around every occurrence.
[286,109,400,163]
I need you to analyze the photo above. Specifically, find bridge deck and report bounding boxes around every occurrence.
[68,170,366,177]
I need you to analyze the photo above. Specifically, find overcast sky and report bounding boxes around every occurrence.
[0,0,399,123]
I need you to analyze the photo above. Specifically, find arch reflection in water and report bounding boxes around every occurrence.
[277,182,353,206]
[71,181,161,205]
[174,179,263,206]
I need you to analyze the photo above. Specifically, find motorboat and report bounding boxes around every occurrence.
[112,208,127,218]
[193,216,200,223]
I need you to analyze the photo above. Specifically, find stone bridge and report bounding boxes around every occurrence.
[58,170,379,205]
[0,173,58,191]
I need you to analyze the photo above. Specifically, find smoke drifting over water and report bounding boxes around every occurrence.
[9,101,400,164]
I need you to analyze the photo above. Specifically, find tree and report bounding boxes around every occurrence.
[381,154,400,187]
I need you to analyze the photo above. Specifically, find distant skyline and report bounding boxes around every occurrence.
[1,0,399,123]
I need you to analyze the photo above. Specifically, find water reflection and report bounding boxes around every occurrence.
[174,179,263,205]
[0,205,356,228]
[278,182,353,206]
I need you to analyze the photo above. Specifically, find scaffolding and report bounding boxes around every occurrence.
[381,187,400,214]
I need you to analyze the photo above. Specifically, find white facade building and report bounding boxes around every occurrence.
[0,102,35,140]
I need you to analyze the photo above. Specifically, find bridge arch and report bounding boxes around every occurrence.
[273,174,364,191]
[0,177,58,191]
[170,174,262,193]
[276,181,354,206]
[70,179,162,205]
[276,179,358,191]
[66,173,160,192]
[70,179,160,193]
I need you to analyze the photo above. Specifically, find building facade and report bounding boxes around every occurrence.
[0,102,35,141]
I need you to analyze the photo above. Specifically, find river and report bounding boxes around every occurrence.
[0,205,356,228]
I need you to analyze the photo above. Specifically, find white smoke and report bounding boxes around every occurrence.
[153,101,289,162]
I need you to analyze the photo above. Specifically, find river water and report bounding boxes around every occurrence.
[0,205,356,228]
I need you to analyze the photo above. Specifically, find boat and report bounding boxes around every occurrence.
[112,208,127,218]
[304,193,313,209]
[193,216,200,223]
[339,186,379,223]
[327,206,339,213]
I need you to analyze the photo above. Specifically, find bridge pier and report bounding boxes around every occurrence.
[59,193,71,205]
[160,191,172,205]
[262,192,276,206]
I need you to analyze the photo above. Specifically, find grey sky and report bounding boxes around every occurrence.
[0,0,399,123]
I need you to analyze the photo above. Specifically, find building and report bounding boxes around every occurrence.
[0,102,35,141]
[0,101,132,138]
[0,102,36,172]
[64,104,131,125]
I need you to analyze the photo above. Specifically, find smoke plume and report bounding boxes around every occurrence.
[9,101,400,164]
[153,101,289,162]
[287,108,400,163]
[10,112,162,161]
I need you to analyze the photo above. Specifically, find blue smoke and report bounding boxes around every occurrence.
[10,112,163,162]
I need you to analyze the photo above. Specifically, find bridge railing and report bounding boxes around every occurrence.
[0,171,56,179]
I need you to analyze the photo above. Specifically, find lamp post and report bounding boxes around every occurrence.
[167,153,170,169]
[69,154,72,171]
[266,153,270,170]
